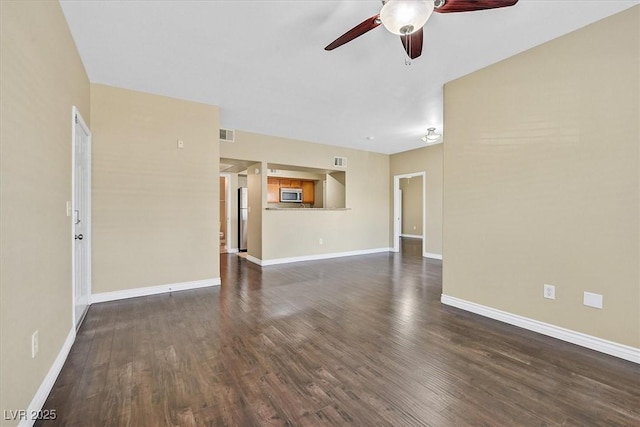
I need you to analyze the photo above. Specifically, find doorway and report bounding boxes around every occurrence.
[393,172,426,255]
[72,107,91,329]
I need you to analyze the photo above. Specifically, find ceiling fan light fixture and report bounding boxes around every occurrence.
[380,0,435,35]
[421,127,441,143]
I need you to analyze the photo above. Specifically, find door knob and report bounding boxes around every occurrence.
[75,234,83,240]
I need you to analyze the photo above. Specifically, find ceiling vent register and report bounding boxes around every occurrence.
[220,128,235,142]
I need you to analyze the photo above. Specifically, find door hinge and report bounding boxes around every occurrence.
[75,114,78,124]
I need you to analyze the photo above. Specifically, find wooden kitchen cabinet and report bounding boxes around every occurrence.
[267,177,279,203]
[278,179,301,188]
[301,180,314,204]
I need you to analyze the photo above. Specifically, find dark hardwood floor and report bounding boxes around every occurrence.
[39,239,640,426]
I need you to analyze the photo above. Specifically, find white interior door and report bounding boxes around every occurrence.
[72,107,91,329]
[393,178,402,252]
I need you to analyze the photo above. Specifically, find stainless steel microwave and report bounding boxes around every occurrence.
[280,188,302,203]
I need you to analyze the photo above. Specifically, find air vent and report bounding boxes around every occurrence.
[333,156,347,168]
[220,128,235,142]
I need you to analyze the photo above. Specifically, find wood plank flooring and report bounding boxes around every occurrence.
[38,239,640,426]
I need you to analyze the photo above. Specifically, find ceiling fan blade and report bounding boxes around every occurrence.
[434,0,518,13]
[325,14,381,51]
[400,27,423,59]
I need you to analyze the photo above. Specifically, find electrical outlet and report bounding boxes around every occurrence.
[543,284,555,300]
[177,139,184,149]
[318,238,323,245]
[31,330,39,358]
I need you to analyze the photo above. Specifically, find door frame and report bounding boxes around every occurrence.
[71,106,92,329]
[393,172,426,255]
[220,173,233,253]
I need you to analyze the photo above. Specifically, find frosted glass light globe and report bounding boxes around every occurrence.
[380,0,434,35]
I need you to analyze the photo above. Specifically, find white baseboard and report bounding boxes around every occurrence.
[19,327,76,427]
[91,278,221,304]
[441,294,640,364]
[225,248,239,254]
[424,252,443,260]
[250,247,392,266]
[246,255,262,265]
[401,234,423,239]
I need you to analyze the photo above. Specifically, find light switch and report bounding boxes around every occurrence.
[177,140,184,149]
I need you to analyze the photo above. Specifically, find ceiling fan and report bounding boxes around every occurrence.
[325,0,519,60]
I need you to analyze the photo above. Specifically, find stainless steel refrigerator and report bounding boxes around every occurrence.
[238,187,248,252]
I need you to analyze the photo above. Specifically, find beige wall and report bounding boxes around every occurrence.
[247,163,263,259]
[400,177,423,236]
[0,0,90,421]
[326,172,346,209]
[91,84,219,293]
[390,144,444,255]
[221,131,390,261]
[443,7,639,347]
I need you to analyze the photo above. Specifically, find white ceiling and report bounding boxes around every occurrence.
[59,0,638,154]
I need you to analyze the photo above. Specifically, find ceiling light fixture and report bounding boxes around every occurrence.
[421,127,441,143]
[379,0,435,35]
